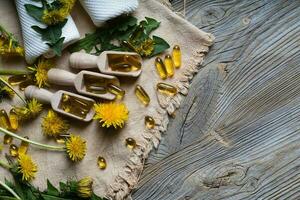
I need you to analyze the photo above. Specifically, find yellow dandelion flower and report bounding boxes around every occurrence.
[60,0,77,10]
[14,46,24,56]
[65,134,86,162]
[42,0,76,25]
[27,99,43,117]
[15,99,43,120]
[1,86,15,98]
[18,154,38,181]
[42,10,67,25]
[77,177,93,198]
[0,77,15,98]
[42,110,69,137]
[0,37,4,46]
[34,58,54,88]
[0,26,24,57]
[94,102,129,129]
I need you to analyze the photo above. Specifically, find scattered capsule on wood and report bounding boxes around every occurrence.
[135,85,150,106]
[172,45,181,68]
[164,54,174,77]
[157,82,178,96]
[155,57,167,79]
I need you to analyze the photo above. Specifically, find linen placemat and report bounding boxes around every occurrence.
[0,0,214,199]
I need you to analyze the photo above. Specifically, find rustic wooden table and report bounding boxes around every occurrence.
[132,0,300,199]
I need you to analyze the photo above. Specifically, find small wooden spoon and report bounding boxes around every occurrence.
[25,86,95,122]
[47,69,119,100]
[69,51,142,77]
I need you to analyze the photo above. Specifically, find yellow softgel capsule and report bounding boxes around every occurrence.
[125,138,136,149]
[97,156,107,170]
[107,54,141,72]
[9,108,19,131]
[86,85,107,94]
[8,74,28,86]
[164,54,174,77]
[3,134,13,145]
[55,137,66,144]
[157,83,178,96]
[107,84,125,100]
[0,109,11,130]
[155,57,167,80]
[172,45,181,68]
[59,94,92,119]
[135,85,150,106]
[18,136,29,155]
[9,144,18,157]
[145,116,155,129]
[19,79,34,91]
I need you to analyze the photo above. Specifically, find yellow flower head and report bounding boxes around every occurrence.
[42,110,69,137]
[77,177,93,198]
[34,58,54,88]
[27,99,43,117]
[0,77,14,98]
[42,9,67,25]
[94,102,129,129]
[15,99,43,120]
[0,26,24,57]
[65,134,86,162]
[18,154,38,181]
[42,0,76,25]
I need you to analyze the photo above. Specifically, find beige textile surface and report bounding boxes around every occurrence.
[0,0,214,199]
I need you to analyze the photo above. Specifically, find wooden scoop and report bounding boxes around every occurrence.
[47,69,119,100]
[25,86,95,122]
[69,51,142,77]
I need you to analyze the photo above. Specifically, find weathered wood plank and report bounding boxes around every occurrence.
[132,0,300,199]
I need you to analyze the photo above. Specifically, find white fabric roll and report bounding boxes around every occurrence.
[79,0,139,27]
[15,0,80,64]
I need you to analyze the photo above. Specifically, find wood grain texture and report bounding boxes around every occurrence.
[132,0,300,199]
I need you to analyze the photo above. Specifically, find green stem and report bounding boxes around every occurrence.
[0,77,26,105]
[0,160,11,170]
[0,128,65,151]
[0,70,29,76]
[0,179,21,200]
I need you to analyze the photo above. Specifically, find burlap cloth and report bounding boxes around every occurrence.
[0,0,214,199]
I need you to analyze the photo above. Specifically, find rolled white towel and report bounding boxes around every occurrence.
[79,0,139,27]
[15,0,80,64]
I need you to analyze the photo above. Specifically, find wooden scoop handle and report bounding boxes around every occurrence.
[47,68,76,86]
[69,52,98,69]
[24,86,53,104]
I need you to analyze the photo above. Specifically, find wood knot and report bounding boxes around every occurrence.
[242,17,251,25]
[203,164,248,188]
[190,6,225,27]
